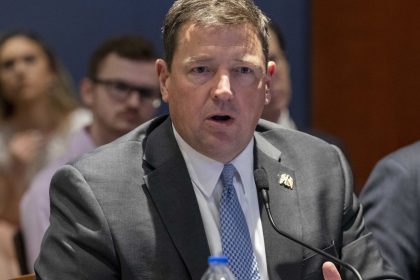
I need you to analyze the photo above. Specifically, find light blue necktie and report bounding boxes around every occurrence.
[219,164,261,280]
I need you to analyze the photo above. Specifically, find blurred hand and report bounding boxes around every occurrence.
[322,262,342,280]
[8,130,44,169]
[0,130,45,224]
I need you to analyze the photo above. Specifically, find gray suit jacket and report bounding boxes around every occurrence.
[360,141,420,280]
[35,116,399,279]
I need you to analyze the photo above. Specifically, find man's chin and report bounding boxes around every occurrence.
[115,123,140,135]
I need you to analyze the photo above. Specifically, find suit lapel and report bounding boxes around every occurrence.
[142,118,209,279]
[255,133,304,280]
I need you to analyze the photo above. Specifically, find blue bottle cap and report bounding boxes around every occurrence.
[208,255,229,265]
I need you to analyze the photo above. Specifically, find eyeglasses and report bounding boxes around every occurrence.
[91,77,161,108]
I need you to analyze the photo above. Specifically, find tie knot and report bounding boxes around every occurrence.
[221,163,236,186]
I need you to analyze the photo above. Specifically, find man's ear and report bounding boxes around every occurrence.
[80,78,94,107]
[267,61,276,79]
[265,61,276,105]
[156,59,170,103]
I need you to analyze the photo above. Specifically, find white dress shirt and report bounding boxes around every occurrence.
[278,109,297,130]
[173,126,268,279]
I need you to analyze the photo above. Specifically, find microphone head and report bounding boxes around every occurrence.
[254,168,269,190]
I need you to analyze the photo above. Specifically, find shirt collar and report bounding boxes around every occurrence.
[230,139,254,195]
[172,125,254,198]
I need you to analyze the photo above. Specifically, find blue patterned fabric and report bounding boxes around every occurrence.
[219,164,261,280]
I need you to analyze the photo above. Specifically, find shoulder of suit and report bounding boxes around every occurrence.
[67,119,156,169]
[256,118,332,149]
[380,140,420,170]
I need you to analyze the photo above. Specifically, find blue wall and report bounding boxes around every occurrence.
[0,0,309,128]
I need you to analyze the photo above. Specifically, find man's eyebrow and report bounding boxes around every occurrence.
[183,56,263,68]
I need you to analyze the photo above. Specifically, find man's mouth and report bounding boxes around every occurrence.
[211,115,232,122]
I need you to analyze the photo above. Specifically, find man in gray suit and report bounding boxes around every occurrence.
[35,0,400,279]
[360,141,420,279]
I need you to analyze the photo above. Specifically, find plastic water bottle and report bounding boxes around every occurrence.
[201,256,236,280]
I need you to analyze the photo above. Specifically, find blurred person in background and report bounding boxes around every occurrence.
[0,30,90,278]
[262,22,346,154]
[360,141,420,279]
[20,35,161,272]
[261,22,295,129]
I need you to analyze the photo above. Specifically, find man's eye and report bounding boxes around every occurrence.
[239,67,253,74]
[192,66,209,73]
[114,82,130,92]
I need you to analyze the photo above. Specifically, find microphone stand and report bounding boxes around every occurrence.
[255,168,404,280]
[260,188,363,280]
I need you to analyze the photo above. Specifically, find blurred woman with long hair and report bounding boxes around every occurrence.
[0,30,90,277]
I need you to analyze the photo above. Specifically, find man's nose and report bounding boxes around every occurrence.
[212,73,233,101]
[126,90,143,106]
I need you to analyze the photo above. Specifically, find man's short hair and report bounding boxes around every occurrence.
[88,35,157,80]
[162,0,270,71]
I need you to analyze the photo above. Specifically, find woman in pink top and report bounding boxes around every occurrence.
[0,30,90,278]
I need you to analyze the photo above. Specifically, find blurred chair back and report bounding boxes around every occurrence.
[13,229,29,274]
[9,273,35,280]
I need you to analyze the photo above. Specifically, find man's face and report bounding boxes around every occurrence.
[83,53,159,139]
[157,23,273,163]
[0,36,54,105]
[262,28,292,122]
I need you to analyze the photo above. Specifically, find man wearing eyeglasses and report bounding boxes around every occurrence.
[19,35,160,272]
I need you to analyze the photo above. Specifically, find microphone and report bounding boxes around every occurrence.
[254,168,404,280]
[253,168,364,280]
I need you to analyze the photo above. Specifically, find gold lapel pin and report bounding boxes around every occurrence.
[279,173,294,189]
